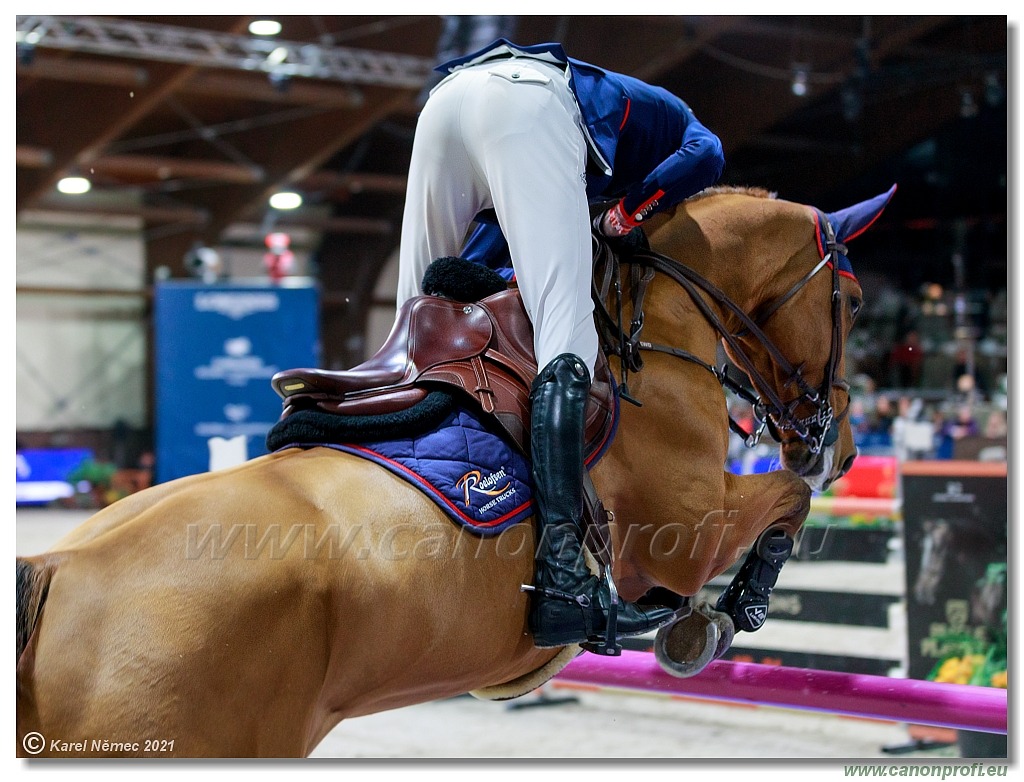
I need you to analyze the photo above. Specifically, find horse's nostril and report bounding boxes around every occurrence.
[839,453,857,477]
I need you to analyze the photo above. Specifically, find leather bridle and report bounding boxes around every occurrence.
[592,210,852,457]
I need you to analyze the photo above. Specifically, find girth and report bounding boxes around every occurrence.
[270,288,617,461]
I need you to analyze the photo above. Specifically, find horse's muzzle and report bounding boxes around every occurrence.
[780,440,825,477]
[819,449,857,491]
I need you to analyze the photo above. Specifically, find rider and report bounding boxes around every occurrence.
[397,39,725,650]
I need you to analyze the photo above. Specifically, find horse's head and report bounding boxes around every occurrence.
[724,185,896,492]
[915,519,953,605]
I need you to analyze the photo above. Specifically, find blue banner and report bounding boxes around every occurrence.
[16,448,93,505]
[153,280,320,484]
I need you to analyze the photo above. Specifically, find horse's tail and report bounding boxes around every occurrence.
[17,556,56,661]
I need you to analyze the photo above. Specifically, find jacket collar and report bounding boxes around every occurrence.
[436,39,568,74]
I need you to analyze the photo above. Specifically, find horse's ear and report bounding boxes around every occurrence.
[825,184,897,244]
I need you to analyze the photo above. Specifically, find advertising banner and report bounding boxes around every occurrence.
[16,448,93,505]
[154,279,319,484]
[901,461,1007,686]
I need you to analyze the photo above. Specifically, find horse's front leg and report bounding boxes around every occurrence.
[713,469,811,625]
[654,469,811,677]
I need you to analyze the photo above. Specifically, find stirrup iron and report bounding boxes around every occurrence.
[580,568,622,657]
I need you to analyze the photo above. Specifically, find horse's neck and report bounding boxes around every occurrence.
[596,285,733,596]
[650,196,813,324]
[595,204,803,594]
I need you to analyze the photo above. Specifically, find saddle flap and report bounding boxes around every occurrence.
[477,288,537,376]
[411,296,496,366]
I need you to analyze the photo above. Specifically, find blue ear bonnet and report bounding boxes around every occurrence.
[816,184,897,279]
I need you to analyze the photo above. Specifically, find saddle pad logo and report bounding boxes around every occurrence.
[457,468,513,508]
[744,604,768,629]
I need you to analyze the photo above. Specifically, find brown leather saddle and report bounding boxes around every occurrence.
[271,287,617,462]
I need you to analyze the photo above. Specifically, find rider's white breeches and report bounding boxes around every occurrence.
[396,58,599,377]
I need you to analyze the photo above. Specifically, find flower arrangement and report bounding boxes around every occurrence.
[927,564,1006,689]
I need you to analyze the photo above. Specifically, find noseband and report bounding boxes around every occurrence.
[593,210,850,456]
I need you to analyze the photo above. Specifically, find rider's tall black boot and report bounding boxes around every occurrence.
[524,354,675,650]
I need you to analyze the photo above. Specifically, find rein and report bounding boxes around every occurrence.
[592,212,850,455]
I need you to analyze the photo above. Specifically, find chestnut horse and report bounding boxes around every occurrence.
[16,185,892,757]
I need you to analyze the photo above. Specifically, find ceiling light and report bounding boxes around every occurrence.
[269,192,302,210]
[249,20,282,36]
[790,65,809,97]
[57,176,91,195]
[266,47,288,66]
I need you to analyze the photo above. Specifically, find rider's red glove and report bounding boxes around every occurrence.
[598,200,641,237]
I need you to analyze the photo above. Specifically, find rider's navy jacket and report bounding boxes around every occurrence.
[434,39,725,273]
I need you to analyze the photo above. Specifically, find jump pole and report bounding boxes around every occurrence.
[557,650,1007,735]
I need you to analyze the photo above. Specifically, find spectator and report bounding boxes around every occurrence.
[870,395,897,436]
[983,409,1007,439]
[888,329,924,388]
[976,409,1008,462]
[848,397,869,439]
[935,404,980,458]
[953,346,987,399]
[892,395,933,461]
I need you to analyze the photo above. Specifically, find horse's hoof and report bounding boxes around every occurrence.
[653,610,720,678]
[654,601,737,678]
[709,607,736,659]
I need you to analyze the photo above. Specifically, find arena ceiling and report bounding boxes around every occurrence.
[16,14,1008,364]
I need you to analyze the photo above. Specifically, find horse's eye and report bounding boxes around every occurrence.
[849,296,863,320]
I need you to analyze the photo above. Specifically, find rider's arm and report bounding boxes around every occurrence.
[600,118,725,236]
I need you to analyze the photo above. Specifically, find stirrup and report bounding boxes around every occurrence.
[520,568,624,656]
[581,568,622,657]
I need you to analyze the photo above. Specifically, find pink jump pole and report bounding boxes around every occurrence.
[557,650,1007,734]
